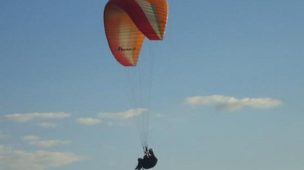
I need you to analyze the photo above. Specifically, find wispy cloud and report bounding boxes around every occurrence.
[76,108,147,126]
[185,95,282,111]
[2,112,70,123]
[22,135,69,148]
[37,122,57,128]
[99,108,147,120]
[0,145,80,170]
[76,118,102,126]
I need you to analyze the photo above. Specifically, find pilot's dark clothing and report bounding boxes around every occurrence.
[135,149,157,170]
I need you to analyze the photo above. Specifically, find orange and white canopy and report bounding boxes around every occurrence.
[104,0,168,66]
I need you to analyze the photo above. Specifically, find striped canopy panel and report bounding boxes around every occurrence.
[104,0,168,66]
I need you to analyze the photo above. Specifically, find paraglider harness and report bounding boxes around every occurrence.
[135,146,158,170]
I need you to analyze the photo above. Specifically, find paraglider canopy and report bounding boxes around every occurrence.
[104,0,168,66]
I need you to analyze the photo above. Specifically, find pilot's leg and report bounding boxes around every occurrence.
[135,158,143,170]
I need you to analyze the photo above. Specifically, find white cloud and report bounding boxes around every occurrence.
[0,145,80,170]
[23,135,69,148]
[76,117,102,126]
[2,112,70,123]
[185,95,282,111]
[76,108,147,126]
[99,108,147,120]
[37,122,57,128]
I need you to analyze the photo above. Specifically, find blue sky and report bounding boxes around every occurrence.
[1,0,304,170]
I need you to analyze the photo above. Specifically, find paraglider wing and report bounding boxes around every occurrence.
[132,0,169,40]
[104,0,168,66]
[104,1,145,66]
